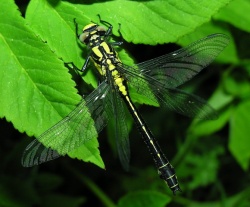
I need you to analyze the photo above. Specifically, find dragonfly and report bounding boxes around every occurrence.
[22,17,229,194]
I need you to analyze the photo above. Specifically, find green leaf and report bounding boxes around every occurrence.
[229,100,250,170]
[25,0,95,86]
[80,0,231,44]
[118,190,171,207]
[0,0,101,167]
[214,0,250,33]
[26,0,231,45]
[0,0,80,135]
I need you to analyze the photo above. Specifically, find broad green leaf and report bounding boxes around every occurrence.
[118,190,171,207]
[80,0,231,44]
[214,0,250,33]
[229,100,250,170]
[0,0,102,167]
[25,0,232,45]
[0,0,79,135]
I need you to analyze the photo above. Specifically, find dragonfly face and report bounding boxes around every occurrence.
[79,23,106,45]
[21,17,230,195]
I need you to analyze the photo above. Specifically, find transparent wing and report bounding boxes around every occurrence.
[151,85,218,119]
[115,99,130,171]
[22,82,111,167]
[22,140,61,167]
[122,67,218,119]
[106,71,130,171]
[118,34,229,119]
[127,71,218,119]
[133,34,230,88]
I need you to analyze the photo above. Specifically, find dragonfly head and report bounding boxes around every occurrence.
[79,23,107,45]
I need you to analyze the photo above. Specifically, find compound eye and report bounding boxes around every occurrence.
[79,32,89,44]
[95,26,106,36]
[96,25,106,32]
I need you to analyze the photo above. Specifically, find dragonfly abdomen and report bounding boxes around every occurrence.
[123,94,181,193]
[158,162,181,194]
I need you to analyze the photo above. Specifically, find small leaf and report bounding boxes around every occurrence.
[214,0,250,33]
[229,100,250,170]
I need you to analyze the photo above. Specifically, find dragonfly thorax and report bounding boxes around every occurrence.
[91,40,121,76]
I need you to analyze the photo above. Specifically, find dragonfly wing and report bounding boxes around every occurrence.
[152,85,218,119]
[113,94,130,171]
[86,82,111,133]
[135,34,230,88]
[125,68,218,119]
[22,82,110,166]
[106,70,130,170]
[119,34,229,119]
[22,139,60,167]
